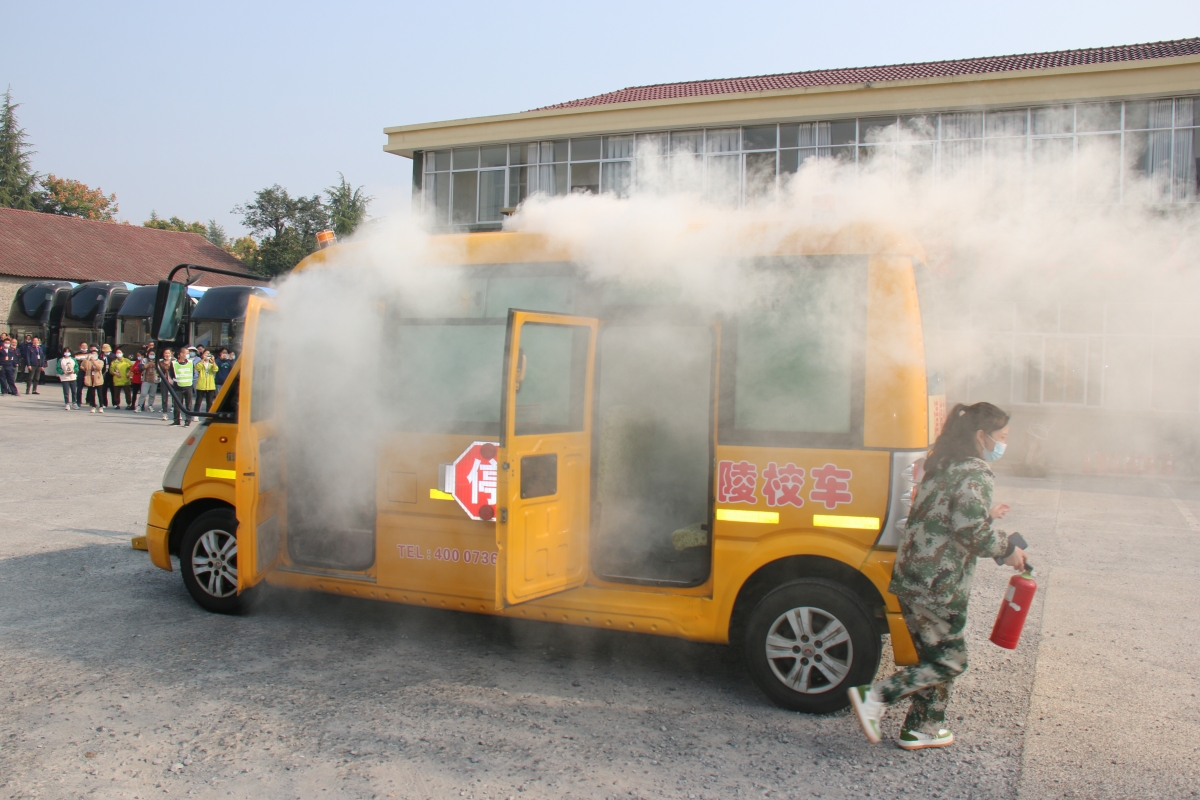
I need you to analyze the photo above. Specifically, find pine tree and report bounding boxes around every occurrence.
[0,89,41,211]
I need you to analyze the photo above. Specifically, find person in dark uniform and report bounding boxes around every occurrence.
[23,337,45,394]
[0,339,20,396]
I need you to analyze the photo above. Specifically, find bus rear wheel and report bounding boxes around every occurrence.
[743,578,880,714]
[180,509,249,615]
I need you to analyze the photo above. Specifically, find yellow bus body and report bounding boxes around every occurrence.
[145,223,939,710]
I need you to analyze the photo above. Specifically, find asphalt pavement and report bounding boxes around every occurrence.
[0,389,1195,799]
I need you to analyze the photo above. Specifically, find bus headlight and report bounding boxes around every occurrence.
[162,433,202,493]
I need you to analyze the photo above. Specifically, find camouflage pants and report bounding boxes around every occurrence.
[873,600,968,734]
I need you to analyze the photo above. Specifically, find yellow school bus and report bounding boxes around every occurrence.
[142,223,942,713]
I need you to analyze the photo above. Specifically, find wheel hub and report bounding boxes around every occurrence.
[763,605,853,695]
[191,529,238,599]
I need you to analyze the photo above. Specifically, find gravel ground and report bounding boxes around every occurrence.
[3,391,1049,799]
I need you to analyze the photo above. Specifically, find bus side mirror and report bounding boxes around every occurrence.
[151,280,187,341]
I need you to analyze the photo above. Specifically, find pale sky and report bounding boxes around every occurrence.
[4,1,1197,236]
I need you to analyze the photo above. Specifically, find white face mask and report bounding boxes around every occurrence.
[983,432,1007,463]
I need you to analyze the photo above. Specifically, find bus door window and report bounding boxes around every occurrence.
[592,321,715,586]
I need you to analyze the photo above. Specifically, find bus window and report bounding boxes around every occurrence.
[512,322,589,436]
[721,256,867,447]
[250,311,278,423]
[593,323,713,586]
[485,276,575,318]
[391,321,507,434]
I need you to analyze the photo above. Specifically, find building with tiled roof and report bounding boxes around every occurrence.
[382,36,1200,464]
[0,207,261,327]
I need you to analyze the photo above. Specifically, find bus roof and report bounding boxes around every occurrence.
[291,222,926,273]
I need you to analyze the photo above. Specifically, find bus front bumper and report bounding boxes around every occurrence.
[145,490,183,572]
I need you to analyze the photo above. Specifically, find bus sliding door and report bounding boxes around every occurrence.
[495,310,598,609]
[235,296,285,591]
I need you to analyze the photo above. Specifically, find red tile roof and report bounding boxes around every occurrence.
[0,207,263,286]
[534,37,1200,111]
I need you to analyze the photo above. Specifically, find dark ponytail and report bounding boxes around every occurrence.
[924,402,1010,479]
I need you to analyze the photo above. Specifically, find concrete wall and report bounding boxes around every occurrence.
[0,274,27,329]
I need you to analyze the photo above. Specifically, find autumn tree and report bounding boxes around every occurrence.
[40,174,118,221]
[325,173,371,237]
[0,89,41,211]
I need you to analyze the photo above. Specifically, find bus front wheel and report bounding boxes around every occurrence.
[743,578,880,714]
[180,509,250,615]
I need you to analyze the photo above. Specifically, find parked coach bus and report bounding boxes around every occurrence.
[117,284,205,355]
[6,280,75,360]
[188,284,276,354]
[60,281,135,354]
[139,225,945,713]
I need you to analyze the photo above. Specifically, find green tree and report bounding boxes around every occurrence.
[324,173,371,237]
[41,174,118,220]
[143,210,205,234]
[205,219,228,248]
[235,184,330,277]
[0,89,41,211]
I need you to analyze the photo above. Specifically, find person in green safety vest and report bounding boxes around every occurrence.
[171,350,195,427]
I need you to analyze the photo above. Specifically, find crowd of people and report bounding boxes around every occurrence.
[0,332,235,426]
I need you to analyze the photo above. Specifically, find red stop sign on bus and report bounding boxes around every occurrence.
[445,441,500,521]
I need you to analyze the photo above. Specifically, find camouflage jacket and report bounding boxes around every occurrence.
[888,457,1009,610]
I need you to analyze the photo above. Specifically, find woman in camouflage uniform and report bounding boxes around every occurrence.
[849,402,1026,751]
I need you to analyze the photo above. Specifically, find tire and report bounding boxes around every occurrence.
[179,509,250,615]
[743,578,880,714]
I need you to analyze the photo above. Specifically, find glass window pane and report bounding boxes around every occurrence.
[1173,127,1199,202]
[706,128,740,153]
[858,144,893,170]
[570,137,602,161]
[779,148,800,175]
[569,162,600,194]
[820,145,856,164]
[742,125,777,151]
[478,170,505,222]
[940,140,983,181]
[433,173,450,225]
[601,161,631,197]
[480,145,507,168]
[451,171,478,225]
[508,165,531,207]
[779,123,800,148]
[1103,337,1151,410]
[986,110,1027,138]
[392,323,506,433]
[452,147,479,170]
[1125,130,1172,201]
[859,116,898,143]
[604,135,635,159]
[636,132,668,157]
[1076,134,1121,203]
[900,115,937,140]
[1032,137,1073,168]
[941,112,983,140]
[485,276,576,318]
[897,143,935,177]
[509,143,535,166]
[1043,338,1087,403]
[1031,106,1073,136]
[537,164,567,196]
[829,120,856,146]
[1076,102,1121,133]
[670,130,703,155]
[733,258,866,434]
[433,150,452,171]
[514,323,590,435]
[1125,99,1173,130]
[744,151,776,201]
[541,140,568,163]
[1176,97,1198,128]
[670,153,704,193]
[797,122,827,148]
[424,151,437,172]
[705,154,740,204]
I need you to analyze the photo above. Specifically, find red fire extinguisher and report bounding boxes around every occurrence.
[990,568,1037,649]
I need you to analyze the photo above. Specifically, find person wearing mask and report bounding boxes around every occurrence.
[137,350,158,413]
[56,348,79,410]
[97,343,115,411]
[110,349,133,409]
[171,349,195,427]
[194,350,219,413]
[83,348,106,413]
[74,345,89,407]
[0,339,20,396]
[158,348,175,421]
[849,402,1024,751]
[214,348,234,388]
[17,334,32,388]
[130,350,144,411]
[23,337,45,394]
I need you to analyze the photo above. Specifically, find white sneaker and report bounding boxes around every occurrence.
[98,408,104,414]
[65,404,70,411]
[161,414,167,421]
[848,684,884,744]
[897,728,954,750]
[90,408,96,414]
